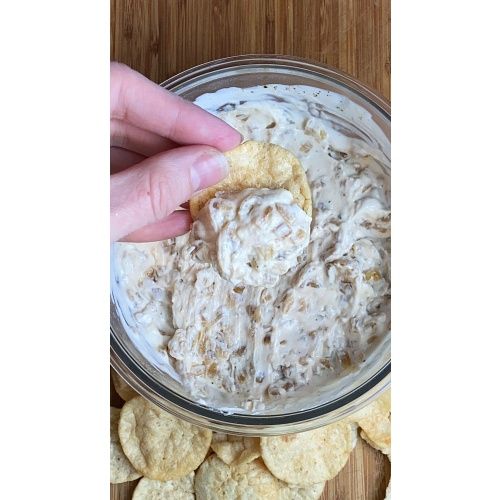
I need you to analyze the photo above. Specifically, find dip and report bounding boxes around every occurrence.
[192,187,311,287]
[111,84,391,413]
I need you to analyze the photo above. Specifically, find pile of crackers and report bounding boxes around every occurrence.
[111,370,391,499]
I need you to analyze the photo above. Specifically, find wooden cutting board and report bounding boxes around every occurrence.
[110,1,391,498]
[110,0,390,99]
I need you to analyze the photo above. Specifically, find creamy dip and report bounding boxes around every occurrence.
[192,188,311,287]
[111,84,391,413]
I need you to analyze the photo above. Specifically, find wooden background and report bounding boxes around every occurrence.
[111,0,390,99]
[110,1,390,498]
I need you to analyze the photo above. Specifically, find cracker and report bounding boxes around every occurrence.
[210,433,260,466]
[194,454,324,500]
[281,480,326,500]
[352,390,391,455]
[360,430,390,455]
[260,420,357,485]
[118,396,212,481]
[132,473,195,500]
[110,407,141,484]
[111,369,138,402]
[189,141,312,218]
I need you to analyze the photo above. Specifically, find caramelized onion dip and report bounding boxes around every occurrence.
[192,188,311,287]
[111,85,391,413]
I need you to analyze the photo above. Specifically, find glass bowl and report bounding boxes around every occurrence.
[111,55,390,435]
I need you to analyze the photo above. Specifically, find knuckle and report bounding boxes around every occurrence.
[147,166,173,222]
[167,107,180,138]
[110,120,126,148]
[110,64,132,122]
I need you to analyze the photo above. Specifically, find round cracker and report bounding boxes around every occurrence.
[132,473,195,500]
[111,368,138,402]
[285,481,326,500]
[210,433,261,466]
[360,430,390,455]
[353,390,391,455]
[195,455,280,500]
[110,407,142,484]
[118,396,212,481]
[260,421,357,485]
[189,141,312,218]
[194,455,324,500]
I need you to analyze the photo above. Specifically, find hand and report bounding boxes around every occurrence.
[110,63,241,242]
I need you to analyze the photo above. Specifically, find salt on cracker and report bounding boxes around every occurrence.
[110,407,141,484]
[194,454,325,500]
[260,420,357,485]
[111,368,138,402]
[132,473,195,500]
[118,396,212,481]
[352,389,391,455]
[210,432,260,466]
[189,141,312,218]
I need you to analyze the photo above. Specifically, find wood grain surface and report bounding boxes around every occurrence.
[111,0,390,99]
[110,1,390,498]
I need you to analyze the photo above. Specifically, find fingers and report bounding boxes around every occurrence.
[110,147,146,173]
[110,145,228,242]
[111,119,177,156]
[110,62,242,151]
[119,210,192,242]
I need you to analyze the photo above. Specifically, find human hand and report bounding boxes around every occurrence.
[110,63,241,242]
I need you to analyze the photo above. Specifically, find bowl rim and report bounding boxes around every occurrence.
[111,328,390,431]
[159,54,390,118]
[111,54,390,433]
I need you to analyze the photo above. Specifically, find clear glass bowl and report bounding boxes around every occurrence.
[111,55,390,435]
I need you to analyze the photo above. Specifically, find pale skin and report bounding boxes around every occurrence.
[110,62,241,242]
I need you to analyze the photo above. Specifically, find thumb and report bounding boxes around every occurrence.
[110,145,228,241]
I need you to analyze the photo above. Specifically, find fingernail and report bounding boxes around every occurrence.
[191,152,229,191]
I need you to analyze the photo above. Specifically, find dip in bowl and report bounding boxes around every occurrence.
[111,55,390,435]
